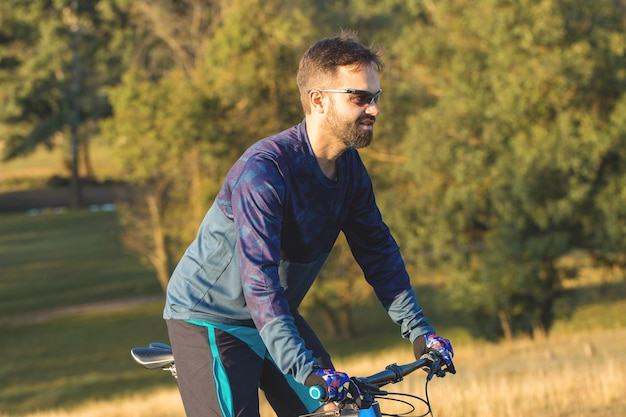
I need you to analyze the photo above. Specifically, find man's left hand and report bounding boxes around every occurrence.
[413,333,455,372]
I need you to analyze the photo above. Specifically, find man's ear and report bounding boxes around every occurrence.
[308,90,326,114]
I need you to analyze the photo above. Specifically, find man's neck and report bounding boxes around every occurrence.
[306,118,346,180]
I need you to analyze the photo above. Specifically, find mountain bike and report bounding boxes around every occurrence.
[131,342,453,417]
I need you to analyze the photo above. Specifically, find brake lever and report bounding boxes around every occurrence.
[426,356,440,381]
[348,378,384,411]
[425,353,450,380]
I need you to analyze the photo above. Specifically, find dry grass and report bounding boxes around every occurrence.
[10,327,624,417]
[391,331,625,417]
[0,389,185,417]
[323,327,626,417]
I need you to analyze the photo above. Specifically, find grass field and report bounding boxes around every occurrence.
[0,209,625,417]
[5,323,626,417]
[0,210,161,317]
[0,210,167,415]
[0,140,122,191]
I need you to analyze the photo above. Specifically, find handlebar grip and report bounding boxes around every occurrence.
[308,385,327,401]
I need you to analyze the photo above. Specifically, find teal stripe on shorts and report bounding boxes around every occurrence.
[206,325,234,417]
[187,319,321,413]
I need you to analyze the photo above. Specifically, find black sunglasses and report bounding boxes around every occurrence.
[307,88,383,106]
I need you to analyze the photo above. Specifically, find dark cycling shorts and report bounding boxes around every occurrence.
[166,314,333,417]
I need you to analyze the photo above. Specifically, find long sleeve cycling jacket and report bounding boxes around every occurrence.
[164,120,434,385]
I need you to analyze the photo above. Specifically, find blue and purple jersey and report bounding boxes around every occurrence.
[164,120,434,384]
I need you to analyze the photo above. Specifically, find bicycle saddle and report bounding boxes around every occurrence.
[130,343,174,369]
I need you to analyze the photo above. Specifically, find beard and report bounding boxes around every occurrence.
[324,102,374,149]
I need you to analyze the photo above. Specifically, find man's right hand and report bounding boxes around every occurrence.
[305,368,353,402]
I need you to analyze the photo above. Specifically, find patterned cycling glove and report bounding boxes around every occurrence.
[413,333,455,371]
[304,368,353,402]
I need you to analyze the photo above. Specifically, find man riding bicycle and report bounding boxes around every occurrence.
[164,31,454,417]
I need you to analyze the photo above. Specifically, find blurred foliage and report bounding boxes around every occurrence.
[0,0,131,174]
[1,0,625,339]
[385,0,626,339]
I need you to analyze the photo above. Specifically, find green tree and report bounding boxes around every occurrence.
[102,0,315,290]
[104,70,222,290]
[387,0,626,339]
[0,0,130,206]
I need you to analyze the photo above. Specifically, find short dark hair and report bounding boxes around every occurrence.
[297,31,384,113]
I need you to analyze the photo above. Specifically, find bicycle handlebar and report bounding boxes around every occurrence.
[360,354,435,387]
[308,351,451,403]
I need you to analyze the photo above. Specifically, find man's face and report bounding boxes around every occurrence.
[321,64,381,149]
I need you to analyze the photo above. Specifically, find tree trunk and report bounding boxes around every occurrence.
[339,304,355,339]
[69,132,82,209]
[320,304,340,338]
[69,0,82,210]
[81,135,95,178]
[145,192,171,292]
[498,310,513,342]
[189,143,204,221]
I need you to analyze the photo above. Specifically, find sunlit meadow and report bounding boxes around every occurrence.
[10,327,624,417]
